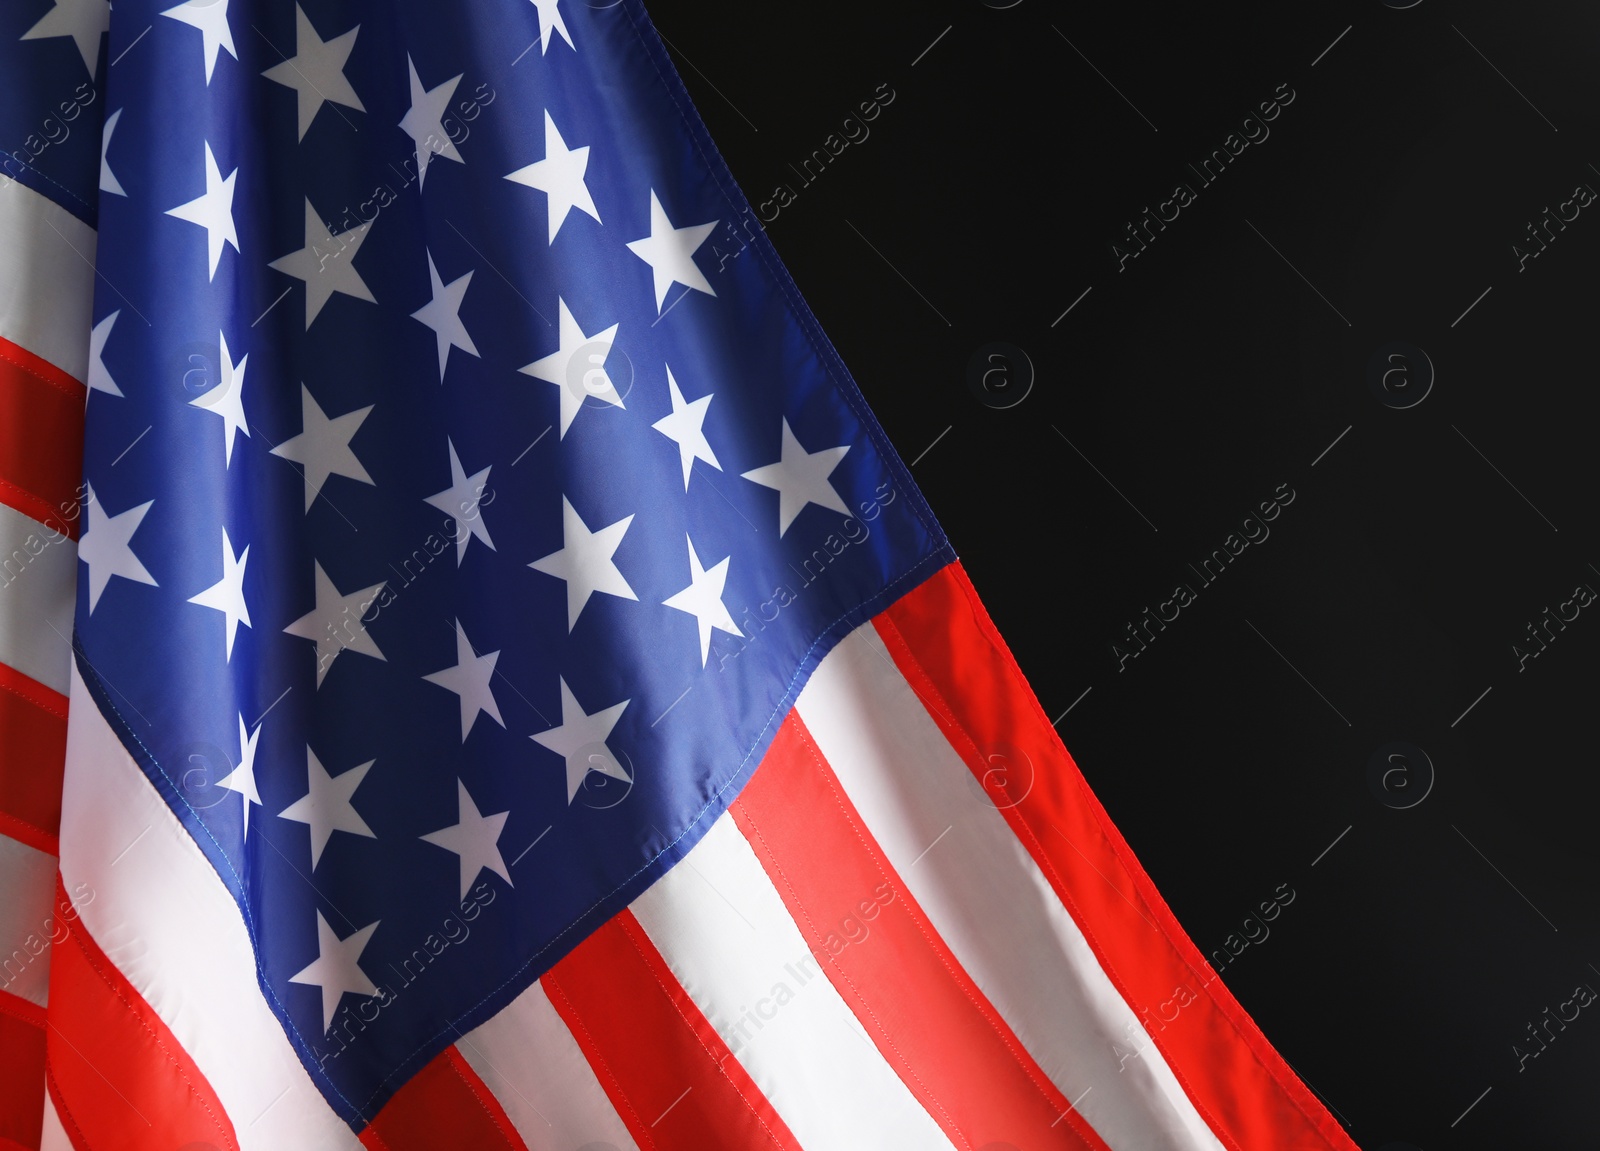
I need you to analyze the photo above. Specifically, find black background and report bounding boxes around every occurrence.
[646,1,1599,1147]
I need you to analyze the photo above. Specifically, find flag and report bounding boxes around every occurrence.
[1,1,1362,1149]
[0,1,100,1143]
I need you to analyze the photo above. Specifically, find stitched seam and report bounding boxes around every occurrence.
[443,1050,521,1147]
[0,344,84,400]
[879,612,1225,1142]
[80,562,958,1122]
[871,616,1112,1151]
[883,584,1334,1151]
[354,548,948,1109]
[45,1064,92,1151]
[0,671,70,720]
[61,920,236,1148]
[733,795,968,1150]
[618,4,947,552]
[615,915,790,1150]
[541,977,654,1149]
[0,476,74,533]
[0,811,57,858]
[0,154,95,214]
[796,722,1083,1130]
[72,651,371,1119]
[943,575,1325,1148]
[0,985,46,1028]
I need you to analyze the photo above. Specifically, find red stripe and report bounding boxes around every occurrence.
[0,988,45,1030]
[44,879,239,1151]
[0,665,66,854]
[361,1047,526,1151]
[732,712,1112,1151]
[0,990,44,1151]
[542,910,803,1151]
[0,336,85,540]
[877,563,1358,1151]
[0,813,54,861]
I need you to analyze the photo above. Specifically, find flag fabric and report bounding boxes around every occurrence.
[0,2,1363,1149]
[0,2,100,1144]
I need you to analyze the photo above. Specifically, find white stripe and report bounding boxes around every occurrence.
[40,1088,70,1151]
[0,831,56,1007]
[796,625,1226,1151]
[630,813,958,1151]
[60,663,360,1149]
[456,981,640,1151]
[0,502,76,695]
[0,180,95,381]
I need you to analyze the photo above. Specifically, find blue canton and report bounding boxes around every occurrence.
[70,0,949,1126]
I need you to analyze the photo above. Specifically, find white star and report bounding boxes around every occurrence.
[662,536,742,668]
[187,527,251,660]
[421,780,511,900]
[625,190,718,312]
[529,497,636,632]
[289,912,379,1034]
[165,141,238,281]
[87,310,121,397]
[410,251,478,383]
[190,330,249,466]
[505,111,599,244]
[423,620,503,742]
[269,198,376,329]
[270,385,374,512]
[99,107,125,196]
[216,714,262,837]
[530,679,630,805]
[282,562,385,688]
[528,0,573,54]
[740,418,851,536]
[78,486,157,613]
[261,5,364,141]
[652,366,721,490]
[21,0,108,76]
[161,0,236,85]
[521,298,622,439]
[423,439,493,565]
[278,747,376,869]
[399,56,462,190]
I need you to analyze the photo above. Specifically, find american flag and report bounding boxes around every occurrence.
[0,2,1358,1149]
